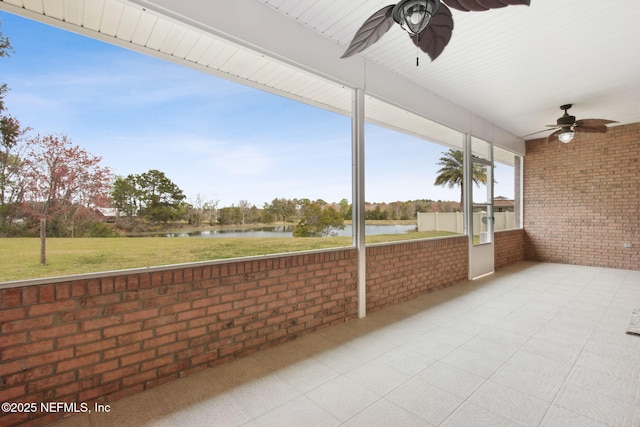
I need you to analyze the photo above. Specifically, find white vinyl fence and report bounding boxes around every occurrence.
[417,212,516,234]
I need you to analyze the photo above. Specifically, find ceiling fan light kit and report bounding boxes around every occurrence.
[393,0,441,36]
[557,129,575,143]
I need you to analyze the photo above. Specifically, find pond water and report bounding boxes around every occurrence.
[159,224,417,238]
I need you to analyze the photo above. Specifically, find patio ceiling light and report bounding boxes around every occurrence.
[392,0,441,36]
[557,127,575,143]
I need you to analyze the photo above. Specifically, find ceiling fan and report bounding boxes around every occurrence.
[341,0,530,63]
[546,104,617,143]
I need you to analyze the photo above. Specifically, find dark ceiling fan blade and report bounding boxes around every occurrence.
[341,5,395,58]
[452,0,490,11]
[443,0,471,11]
[443,0,529,12]
[547,129,561,143]
[574,125,609,134]
[575,118,618,127]
[477,0,509,8]
[410,4,454,61]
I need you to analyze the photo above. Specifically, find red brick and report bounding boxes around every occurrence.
[75,338,117,356]
[104,300,142,315]
[120,349,155,367]
[103,343,141,361]
[78,359,119,378]
[29,300,76,317]
[71,280,87,297]
[143,334,176,349]
[220,291,246,303]
[177,307,206,321]
[80,315,122,331]
[140,355,173,372]
[117,329,153,345]
[157,340,189,356]
[122,307,159,323]
[21,287,38,305]
[81,294,121,307]
[158,301,191,316]
[38,284,55,303]
[156,321,187,336]
[2,365,53,387]
[29,371,75,393]
[79,382,120,402]
[122,369,158,387]
[2,288,22,308]
[103,321,142,338]
[114,275,128,291]
[30,323,78,342]
[57,330,101,348]
[0,384,26,401]
[58,307,100,323]
[206,302,233,315]
[192,296,220,309]
[1,307,26,324]
[143,314,176,329]
[55,283,72,300]
[26,348,75,368]
[2,315,54,334]
[2,339,54,361]
[158,360,190,376]
[56,376,101,397]
[142,294,177,307]
[2,332,27,347]
[57,353,101,373]
[177,326,206,341]
[101,365,139,383]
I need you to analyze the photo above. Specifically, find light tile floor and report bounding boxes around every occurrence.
[53,262,640,426]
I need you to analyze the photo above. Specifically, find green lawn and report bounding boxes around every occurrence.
[0,230,459,282]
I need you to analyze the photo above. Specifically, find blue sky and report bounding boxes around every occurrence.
[0,11,514,208]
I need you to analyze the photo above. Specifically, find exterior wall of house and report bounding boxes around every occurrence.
[0,228,528,426]
[524,123,640,270]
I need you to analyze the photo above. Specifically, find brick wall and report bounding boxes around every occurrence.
[0,249,358,426]
[366,236,468,311]
[495,229,525,270]
[524,123,640,270]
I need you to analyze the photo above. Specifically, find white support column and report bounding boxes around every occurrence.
[463,133,472,240]
[352,89,366,318]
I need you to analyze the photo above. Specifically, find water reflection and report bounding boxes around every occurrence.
[157,224,417,238]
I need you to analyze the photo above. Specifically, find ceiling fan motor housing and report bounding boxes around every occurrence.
[557,115,575,126]
[558,104,576,126]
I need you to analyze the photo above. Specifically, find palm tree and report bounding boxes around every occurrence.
[434,149,487,210]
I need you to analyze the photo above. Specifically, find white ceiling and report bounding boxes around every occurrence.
[1,0,639,148]
[255,0,640,140]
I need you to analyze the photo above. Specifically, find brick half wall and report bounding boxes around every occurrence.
[495,229,525,270]
[0,249,358,426]
[366,236,468,311]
